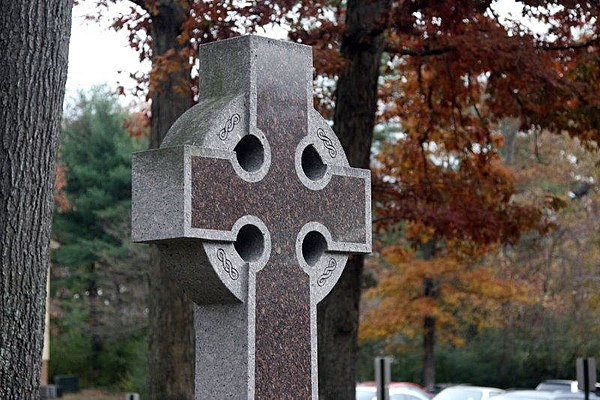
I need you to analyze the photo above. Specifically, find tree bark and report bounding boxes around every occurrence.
[146,2,195,399]
[422,300,436,390]
[422,242,437,390]
[318,0,391,398]
[0,1,72,398]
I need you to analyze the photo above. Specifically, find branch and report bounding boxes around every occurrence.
[386,45,457,57]
[539,37,599,51]
[386,36,599,57]
[372,216,395,224]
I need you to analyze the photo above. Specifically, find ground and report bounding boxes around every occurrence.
[63,389,124,400]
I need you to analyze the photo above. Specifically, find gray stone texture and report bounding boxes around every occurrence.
[132,35,371,399]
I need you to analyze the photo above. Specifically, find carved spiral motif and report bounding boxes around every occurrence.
[218,113,241,141]
[317,128,337,158]
[217,248,239,280]
[317,258,337,287]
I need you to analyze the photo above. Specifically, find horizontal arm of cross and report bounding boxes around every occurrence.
[190,152,371,252]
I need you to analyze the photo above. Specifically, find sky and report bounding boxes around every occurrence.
[65,0,534,105]
[65,2,147,104]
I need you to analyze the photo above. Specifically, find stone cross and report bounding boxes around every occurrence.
[132,35,371,399]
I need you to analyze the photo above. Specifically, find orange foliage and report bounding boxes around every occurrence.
[124,106,150,139]
[355,2,597,347]
[360,244,534,347]
[53,162,71,212]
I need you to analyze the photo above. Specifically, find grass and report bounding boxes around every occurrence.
[62,389,124,400]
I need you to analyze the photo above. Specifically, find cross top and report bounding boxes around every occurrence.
[132,36,371,399]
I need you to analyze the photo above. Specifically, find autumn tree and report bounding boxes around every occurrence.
[365,131,600,389]
[0,1,73,397]
[490,130,600,381]
[352,2,598,386]
[362,139,543,387]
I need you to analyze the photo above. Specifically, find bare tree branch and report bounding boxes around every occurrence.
[385,45,457,57]
[386,36,599,58]
[539,37,599,51]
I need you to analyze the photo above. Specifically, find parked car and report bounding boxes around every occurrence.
[433,385,505,400]
[536,380,600,394]
[537,381,579,393]
[494,390,599,400]
[357,382,433,400]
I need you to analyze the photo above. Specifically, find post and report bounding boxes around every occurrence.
[375,356,392,400]
[577,357,597,400]
[41,272,50,386]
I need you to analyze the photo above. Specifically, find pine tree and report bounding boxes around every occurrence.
[51,87,148,386]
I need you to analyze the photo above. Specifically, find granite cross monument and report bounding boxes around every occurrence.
[132,35,371,399]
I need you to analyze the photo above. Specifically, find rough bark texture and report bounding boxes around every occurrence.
[318,0,391,398]
[146,2,195,399]
[0,1,72,398]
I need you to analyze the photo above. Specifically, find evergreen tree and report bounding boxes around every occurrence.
[51,87,148,389]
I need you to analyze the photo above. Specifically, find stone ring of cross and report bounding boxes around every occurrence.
[132,36,371,399]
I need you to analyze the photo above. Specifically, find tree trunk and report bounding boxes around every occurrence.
[0,1,72,398]
[146,2,195,399]
[318,0,390,398]
[422,314,436,390]
[499,117,520,166]
[422,241,437,390]
[88,263,101,383]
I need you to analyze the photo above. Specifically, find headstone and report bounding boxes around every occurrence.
[132,35,371,399]
[53,375,78,393]
[39,385,57,399]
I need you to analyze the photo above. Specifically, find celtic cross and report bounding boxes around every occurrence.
[132,35,371,399]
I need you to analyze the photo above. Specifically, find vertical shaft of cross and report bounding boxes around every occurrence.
[194,36,317,399]
[250,38,315,399]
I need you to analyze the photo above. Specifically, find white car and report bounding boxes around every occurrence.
[434,386,505,400]
[494,390,599,400]
[357,382,433,400]
[536,380,600,394]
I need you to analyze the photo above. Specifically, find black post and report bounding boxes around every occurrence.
[375,356,392,400]
[584,359,590,400]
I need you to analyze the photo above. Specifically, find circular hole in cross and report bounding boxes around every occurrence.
[234,134,264,173]
[301,144,326,181]
[302,231,327,266]
[234,224,265,262]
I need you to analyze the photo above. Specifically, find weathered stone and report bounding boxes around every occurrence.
[132,35,371,399]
